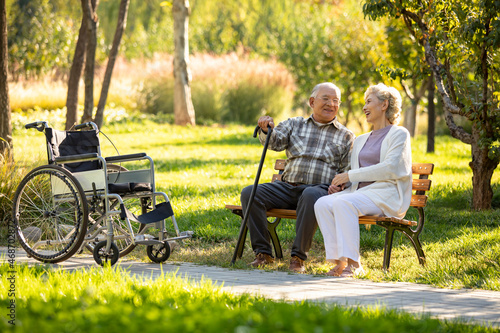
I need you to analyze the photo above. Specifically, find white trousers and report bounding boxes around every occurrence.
[314,192,383,263]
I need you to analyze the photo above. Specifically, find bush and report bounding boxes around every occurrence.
[0,150,27,238]
[492,190,500,209]
[136,53,296,125]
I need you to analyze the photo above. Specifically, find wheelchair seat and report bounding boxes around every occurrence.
[108,182,152,194]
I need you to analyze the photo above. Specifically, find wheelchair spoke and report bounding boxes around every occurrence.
[13,166,88,263]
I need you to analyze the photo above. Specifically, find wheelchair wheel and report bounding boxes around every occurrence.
[12,165,88,263]
[93,241,119,266]
[146,241,171,263]
[106,163,146,257]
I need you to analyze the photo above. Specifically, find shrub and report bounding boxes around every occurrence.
[136,53,296,125]
[0,149,27,239]
[492,190,500,209]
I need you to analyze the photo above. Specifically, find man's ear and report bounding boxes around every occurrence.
[309,97,315,107]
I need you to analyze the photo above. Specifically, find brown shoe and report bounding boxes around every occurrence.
[289,256,305,272]
[249,253,275,267]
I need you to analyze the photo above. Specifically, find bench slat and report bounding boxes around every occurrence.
[412,163,434,175]
[225,205,418,227]
[412,179,432,191]
[272,174,282,182]
[411,195,428,207]
[274,159,286,171]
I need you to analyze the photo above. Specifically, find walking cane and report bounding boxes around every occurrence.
[230,124,273,264]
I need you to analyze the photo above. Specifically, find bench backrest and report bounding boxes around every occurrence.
[271,159,434,208]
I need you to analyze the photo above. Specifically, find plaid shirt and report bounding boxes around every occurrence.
[259,116,355,184]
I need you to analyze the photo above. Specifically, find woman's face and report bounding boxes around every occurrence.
[363,93,388,125]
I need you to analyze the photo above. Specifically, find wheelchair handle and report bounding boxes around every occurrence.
[75,122,98,130]
[25,121,48,132]
[253,124,273,138]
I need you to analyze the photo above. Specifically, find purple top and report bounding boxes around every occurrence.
[357,125,393,189]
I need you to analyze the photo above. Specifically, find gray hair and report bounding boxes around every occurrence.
[309,82,341,107]
[364,83,402,125]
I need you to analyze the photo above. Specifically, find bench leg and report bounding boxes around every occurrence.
[230,211,284,262]
[379,222,426,270]
[383,227,395,271]
[230,211,248,264]
[400,228,426,266]
[267,218,283,259]
[235,223,248,260]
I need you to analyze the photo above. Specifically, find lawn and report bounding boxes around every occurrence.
[0,262,496,332]
[9,115,500,291]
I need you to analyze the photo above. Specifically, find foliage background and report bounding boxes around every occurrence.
[7,0,402,129]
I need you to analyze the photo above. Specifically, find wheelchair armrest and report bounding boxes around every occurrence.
[105,153,148,163]
[55,153,99,163]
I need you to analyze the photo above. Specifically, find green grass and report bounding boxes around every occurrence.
[0,263,495,332]
[8,114,500,292]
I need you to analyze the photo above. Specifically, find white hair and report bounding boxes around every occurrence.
[309,82,341,107]
[364,83,402,125]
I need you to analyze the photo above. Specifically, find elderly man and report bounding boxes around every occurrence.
[241,82,355,272]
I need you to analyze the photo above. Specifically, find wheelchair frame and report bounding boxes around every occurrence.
[12,121,192,266]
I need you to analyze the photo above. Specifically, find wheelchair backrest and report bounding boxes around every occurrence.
[45,128,101,172]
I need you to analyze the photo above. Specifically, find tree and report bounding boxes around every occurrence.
[66,0,130,129]
[8,0,77,80]
[65,0,88,130]
[363,0,500,210]
[427,75,435,153]
[0,0,11,158]
[172,0,195,126]
[256,0,387,124]
[94,0,130,129]
[80,0,99,124]
[380,19,431,137]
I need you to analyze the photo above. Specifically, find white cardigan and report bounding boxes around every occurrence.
[341,125,412,218]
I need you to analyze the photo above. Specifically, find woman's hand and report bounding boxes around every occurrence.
[328,172,349,194]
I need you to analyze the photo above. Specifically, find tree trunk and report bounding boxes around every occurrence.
[403,100,417,136]
[342,88,351,126]
[172,0,195,126]
[417,21,498,210]
[470,125,497,210]
[65,0,88,130]
[401,78,429,137]
[0,0,11,157]
[80,0,99,124]
[426,75,435,153]
[94,0,130,129]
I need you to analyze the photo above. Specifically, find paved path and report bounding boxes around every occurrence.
[2,247,499,328]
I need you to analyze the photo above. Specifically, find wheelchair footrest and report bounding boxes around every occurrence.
[134,234,166,246]
[120,202,174,224]
[135,239,165,246]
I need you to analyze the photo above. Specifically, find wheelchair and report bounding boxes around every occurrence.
[12,121,192,266]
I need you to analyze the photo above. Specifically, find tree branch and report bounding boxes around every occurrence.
[401,9,472,144]
[400,80,414,100]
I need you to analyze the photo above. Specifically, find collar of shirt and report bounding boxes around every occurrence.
[307,114,341,129]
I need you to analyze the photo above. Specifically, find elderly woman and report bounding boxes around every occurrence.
[314,83,412,277]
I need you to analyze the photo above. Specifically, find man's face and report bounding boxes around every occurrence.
[309,86,340,124]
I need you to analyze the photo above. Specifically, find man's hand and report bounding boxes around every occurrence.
[258,116,275,133]
[328,172,349,194]
[328,184,343,194]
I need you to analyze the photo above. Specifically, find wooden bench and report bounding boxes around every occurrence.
[226,159,434,270]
